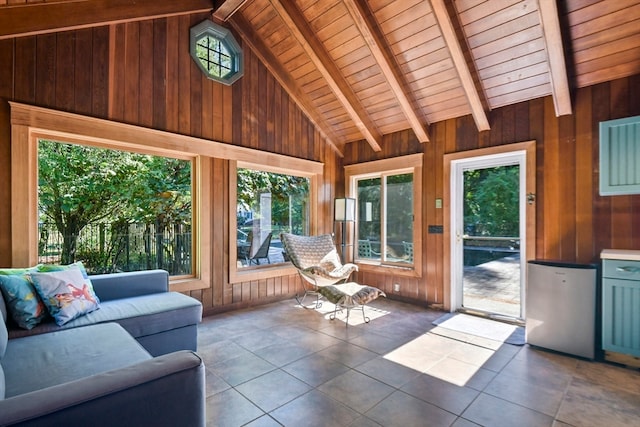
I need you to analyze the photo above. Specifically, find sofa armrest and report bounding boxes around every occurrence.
[0,350,205,427]
[90,270,169,301]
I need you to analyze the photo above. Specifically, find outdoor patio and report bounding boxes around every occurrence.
[463,255,521,319]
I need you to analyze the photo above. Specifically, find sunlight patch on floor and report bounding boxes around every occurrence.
[384,315,517,387]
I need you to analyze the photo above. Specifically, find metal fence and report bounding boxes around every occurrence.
[38,222,192,275]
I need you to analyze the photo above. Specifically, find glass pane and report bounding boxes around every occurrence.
[357,177,382,261]
[237,168,310,268]
[38,140,192,276]
[386,173,413,263]
[462,165,520,317]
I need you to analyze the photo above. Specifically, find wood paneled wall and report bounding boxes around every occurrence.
[0,13,340,315]
[1,10,640,312]
[345,73,640,307]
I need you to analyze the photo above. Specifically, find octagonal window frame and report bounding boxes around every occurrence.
[190,20,243,86]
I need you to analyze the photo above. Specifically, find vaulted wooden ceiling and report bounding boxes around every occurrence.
[1,0,640,155]
[216,0,640,153]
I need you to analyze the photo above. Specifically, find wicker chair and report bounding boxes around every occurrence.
[280,232,358,308]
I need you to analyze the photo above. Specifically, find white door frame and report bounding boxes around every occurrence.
[443,142,536,316]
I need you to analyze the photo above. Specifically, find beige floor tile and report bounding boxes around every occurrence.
[462,393,554,427]
[401,373,479,415]
[270,390,360,427]
[383,334,448,373]
[366,391,457,427]
[317,370,395,413]
[426,356,488,387]
[199,298,640,427]
[484,370,566,416]
[556,377,640,427]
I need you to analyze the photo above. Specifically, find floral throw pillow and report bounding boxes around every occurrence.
[0,271,48,330]
[37,261,90,277]
[29,268,100,326]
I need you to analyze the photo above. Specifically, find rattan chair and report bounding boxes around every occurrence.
[280,232,358,308]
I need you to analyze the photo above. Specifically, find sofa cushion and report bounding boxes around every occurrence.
[0,273,48,329]
[29,269,100,326]
[3,322,151,398]
[0,308,7,360]
[8,292,201,341]
[0,309,6,400]
[0,289,7,322]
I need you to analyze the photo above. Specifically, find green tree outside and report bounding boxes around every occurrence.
[38,140,191,273]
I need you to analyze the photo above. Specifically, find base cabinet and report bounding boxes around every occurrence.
[601,250,640,367]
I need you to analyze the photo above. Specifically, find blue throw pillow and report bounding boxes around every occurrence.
[0,269,48,330]
[29,268,100,326]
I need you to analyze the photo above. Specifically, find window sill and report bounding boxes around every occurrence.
[170,277,210,293]
[356,262,420,278]
[230,264,298,284]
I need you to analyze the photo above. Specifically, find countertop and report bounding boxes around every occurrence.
[601,249,640,261]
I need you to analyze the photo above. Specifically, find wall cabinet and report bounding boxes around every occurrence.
[599,115,640,196]
[601,249,640,366]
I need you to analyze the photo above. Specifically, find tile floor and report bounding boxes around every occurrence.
[198,297,640,427]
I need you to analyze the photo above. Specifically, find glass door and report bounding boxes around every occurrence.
[451,151,527,321]
[462,165,521,318]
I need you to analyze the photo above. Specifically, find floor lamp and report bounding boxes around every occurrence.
[334,198,356,263]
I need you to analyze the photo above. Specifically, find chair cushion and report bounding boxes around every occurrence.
[281,233,337,269]
[318,282,386,307]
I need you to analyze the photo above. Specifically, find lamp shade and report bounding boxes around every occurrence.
[334,198,356,222]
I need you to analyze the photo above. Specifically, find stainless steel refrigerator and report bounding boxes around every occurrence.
[526,260,599,359]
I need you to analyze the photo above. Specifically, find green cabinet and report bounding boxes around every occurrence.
[599,115,640,195]
[601,251,640,360]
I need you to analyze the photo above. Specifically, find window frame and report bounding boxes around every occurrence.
[190,20,243,86]
[229,160,320,284]
[9,102,214,292]
[10,102,325,290]
[345,153,423,277]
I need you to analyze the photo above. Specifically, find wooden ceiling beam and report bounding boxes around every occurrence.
[270,0,382,152]
[430,0,490,132]
[0,0,213,40]
[212,0,248,22]
[344,0,430,143]
[229,13,344,157]
[538,0,572,116]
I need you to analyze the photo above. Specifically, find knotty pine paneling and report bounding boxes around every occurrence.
[0,13,340,314]
[344,73,640,307]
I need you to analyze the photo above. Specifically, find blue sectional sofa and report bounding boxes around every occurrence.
[0,269,206,426]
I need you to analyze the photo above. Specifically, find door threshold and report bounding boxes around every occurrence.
[457,307,525,327]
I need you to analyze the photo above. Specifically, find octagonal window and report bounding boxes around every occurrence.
[190,20,243,85]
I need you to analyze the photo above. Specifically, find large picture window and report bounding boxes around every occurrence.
[10,102,211,293]
[38,140,192,276]
[229,160,320,283]
[236,167,310,268]
[345,154,422,273]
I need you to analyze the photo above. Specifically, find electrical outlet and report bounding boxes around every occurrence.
[393,283,400,292]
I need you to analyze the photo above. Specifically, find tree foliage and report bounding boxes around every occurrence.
[38,140,191,266]
[464,165,519,236]
[236,168,309,232]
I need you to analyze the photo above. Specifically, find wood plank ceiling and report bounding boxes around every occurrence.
[218,0,640,154]
[1,0,640,154]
